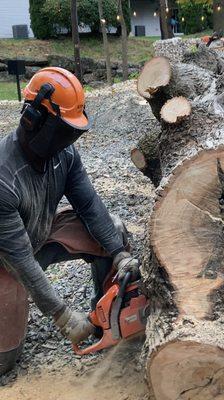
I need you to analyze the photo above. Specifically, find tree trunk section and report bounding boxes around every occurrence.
[118,0,128,81]
[131,120,162,186]
[159,0,174,40]
[71,0,82,83]
[137,49,224,399]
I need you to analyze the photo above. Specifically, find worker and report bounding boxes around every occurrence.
[0,67,139,376]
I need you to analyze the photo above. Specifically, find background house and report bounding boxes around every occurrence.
[0,0,33,38]
[130,0,181,37]
[130,0,160,36]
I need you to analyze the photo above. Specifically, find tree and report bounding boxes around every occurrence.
[43,0,72,33]
[78,0,130,35]
[178,0,213,35]
[98,0,112,85]
[29,0,54,39]
[213,0,224,32]
[118,0,128,81]
[71,0,82,82]
[159,0,174,39]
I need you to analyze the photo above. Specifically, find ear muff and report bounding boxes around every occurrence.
[20,83,56,132]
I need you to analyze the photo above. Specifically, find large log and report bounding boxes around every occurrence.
[137,50,224,399]
[133,53,222,187]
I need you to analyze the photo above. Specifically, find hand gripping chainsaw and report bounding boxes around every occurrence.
[73,271,149,355]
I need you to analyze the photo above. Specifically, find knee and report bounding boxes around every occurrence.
[0,345,23,376]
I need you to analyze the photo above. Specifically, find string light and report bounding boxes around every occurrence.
[181,16,185,22]
[217,5,221,11]
[201,15,205,21]
[133,11,136,17]
[101,18,106,24]
[117,15,120,21]
[165,0,169,13]
[153,11,157,17]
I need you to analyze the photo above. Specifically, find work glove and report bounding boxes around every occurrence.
[113,251,140,281]
[55,308,95,345]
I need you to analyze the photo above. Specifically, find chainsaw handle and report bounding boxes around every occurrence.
[118,271,132,298]
[73,330,119,355]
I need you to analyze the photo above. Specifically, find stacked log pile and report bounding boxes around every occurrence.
[132,47,224,399]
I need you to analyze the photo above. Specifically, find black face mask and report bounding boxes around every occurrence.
[18,104,90,164]
[27,113,88,159]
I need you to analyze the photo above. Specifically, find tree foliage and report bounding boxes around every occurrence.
[29,0,131,39]
[178,0,213,34]
[29,0,54,39]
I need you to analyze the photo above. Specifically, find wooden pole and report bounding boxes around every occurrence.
[98,0,112,85]
[71,0,82,83]
[118,0,128,81]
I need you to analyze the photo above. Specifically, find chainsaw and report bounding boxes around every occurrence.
[73,271,149,355]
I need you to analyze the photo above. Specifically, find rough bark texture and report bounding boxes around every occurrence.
[118,0,128,81]
[98,0,112,85]
[159,0,174,40]
[137,48,224,399]
[131,120,162,186]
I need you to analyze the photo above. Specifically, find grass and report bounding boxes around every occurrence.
[0,81,27,101]
[0,30,213,64]
[0,35,156,65]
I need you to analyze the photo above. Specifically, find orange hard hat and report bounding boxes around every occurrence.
[23,67,90,130]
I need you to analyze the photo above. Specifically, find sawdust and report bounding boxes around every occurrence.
[0,338,150,400]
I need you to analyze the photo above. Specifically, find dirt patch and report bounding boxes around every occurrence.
[0,338,150,400]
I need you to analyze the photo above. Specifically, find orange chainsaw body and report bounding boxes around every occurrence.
[73,278,149,356]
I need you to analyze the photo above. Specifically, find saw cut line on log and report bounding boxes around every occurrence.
[137,47,224,399]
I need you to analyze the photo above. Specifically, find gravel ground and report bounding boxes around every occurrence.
[0,80,155,386]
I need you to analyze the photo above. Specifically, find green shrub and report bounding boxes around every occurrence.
[30,0,131,39]
[78,0,131,35]
[43,0,72,33]
[179,0,212,34]
[29,0,53,39]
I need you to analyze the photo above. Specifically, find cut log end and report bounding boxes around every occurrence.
[137,56,171,99]
[160,97,192,124]
[151,148,224,319]
[131,147,162,186]
[148,341,224,400]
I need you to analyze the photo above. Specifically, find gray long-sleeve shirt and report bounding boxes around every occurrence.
[0,132,124,316]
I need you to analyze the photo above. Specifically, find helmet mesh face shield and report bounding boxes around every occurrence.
[27,112,90,159]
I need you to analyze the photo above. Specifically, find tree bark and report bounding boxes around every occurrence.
[132,54,216,186]
[71,0,82,83]
[159,0,174,40]
[98,0,112,85]
[137,49,224,399]
[118,0,128,81]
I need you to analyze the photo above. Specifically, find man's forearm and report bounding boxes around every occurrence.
[79,194,125,256]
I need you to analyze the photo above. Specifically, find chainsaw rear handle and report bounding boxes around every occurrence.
[118,271,132,298]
